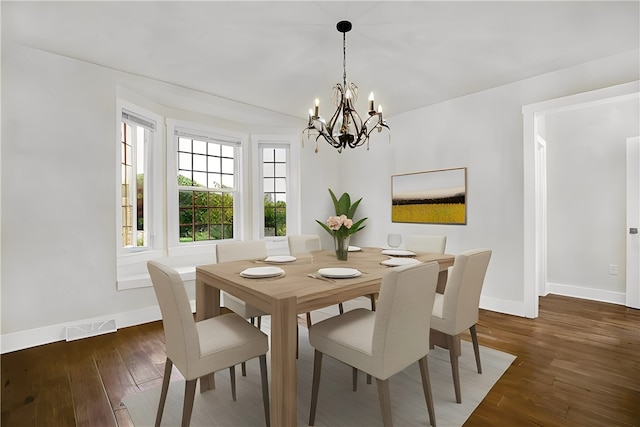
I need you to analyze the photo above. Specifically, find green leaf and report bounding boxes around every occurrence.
[338,192,351,216]
[348,197,362,218]
[349,217,367,234]
[328,189,340,214]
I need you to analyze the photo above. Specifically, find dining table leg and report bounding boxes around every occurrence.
[195,277,220,392]
[436,269,449,294]
[270,296,298,426]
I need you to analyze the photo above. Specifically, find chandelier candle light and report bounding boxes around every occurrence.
[303,20,390,153]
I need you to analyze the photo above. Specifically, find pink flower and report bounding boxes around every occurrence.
[343,218,353,229]
[326,215,343,230]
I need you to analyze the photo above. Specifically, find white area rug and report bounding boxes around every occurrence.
[122,316,514,427]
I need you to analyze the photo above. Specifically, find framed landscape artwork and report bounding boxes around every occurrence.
[391,167,467,224]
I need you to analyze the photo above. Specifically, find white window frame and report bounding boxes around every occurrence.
[166,119,249,258]
[115,99,164,289]
[251,134,300,244]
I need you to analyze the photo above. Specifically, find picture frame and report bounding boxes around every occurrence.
[391,167,467,224]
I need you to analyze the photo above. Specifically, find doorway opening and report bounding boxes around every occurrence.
[522,81,639,318]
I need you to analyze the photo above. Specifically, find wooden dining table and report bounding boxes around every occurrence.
[195,246,454,427]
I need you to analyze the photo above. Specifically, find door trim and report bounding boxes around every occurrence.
[627,136,640,309]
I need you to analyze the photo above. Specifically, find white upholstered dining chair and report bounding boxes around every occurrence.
[147,261,270,427]
[216,240,269,374]
[430,248,492,403]
[216,240,268,327]
[287,234,321,255]
[308,262,440,427]
[405,234,447,254]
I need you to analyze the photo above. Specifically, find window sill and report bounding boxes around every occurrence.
[117,246,215,291]
[117,265,196,290]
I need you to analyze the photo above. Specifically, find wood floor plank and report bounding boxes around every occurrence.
[61,334,117,427]
[113,408,135,427]
[0,400,37,426]
[92,344,140,410]
[113,326,163,386]
[67,355,117,427]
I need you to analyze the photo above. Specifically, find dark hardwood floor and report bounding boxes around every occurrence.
[2,294,639,426]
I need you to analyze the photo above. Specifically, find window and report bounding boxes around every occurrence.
[119,108,157,251]
[167,122,247,250]
[252,135,300,242]
[263,147,287,236]
[177,136,237,241]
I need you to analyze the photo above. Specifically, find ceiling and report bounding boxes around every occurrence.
[2,1,639,119]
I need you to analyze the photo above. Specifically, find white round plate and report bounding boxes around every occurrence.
[317,268,362,279]
[381,257,422,267]
[348,245,361,252]
[264,255,297,263]
[240,266,285,278]
[381,249,417,257]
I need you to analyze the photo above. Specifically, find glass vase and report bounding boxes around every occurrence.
[334,235,350,261]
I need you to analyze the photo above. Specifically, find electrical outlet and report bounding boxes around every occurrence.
[609,265,618,275]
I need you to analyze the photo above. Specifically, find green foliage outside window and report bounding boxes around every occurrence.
[264,196,286,236]
[178,174,234,242]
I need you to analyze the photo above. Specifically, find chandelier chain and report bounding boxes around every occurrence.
[342,31,347,87]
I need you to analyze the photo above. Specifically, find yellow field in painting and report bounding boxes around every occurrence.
[392,203,465,224]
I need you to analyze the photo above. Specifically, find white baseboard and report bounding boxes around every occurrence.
[546,282,626,305]
[480,295,525,317]
[0,300,195,354]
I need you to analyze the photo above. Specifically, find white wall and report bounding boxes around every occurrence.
[546,98,639,294]
[2,39,638,351]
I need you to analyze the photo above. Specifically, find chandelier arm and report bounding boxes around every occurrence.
[326,95,344,131]
[321,132,342,149]
[316,116,342,149]
[345,108,366,148]
[361,113,384,130]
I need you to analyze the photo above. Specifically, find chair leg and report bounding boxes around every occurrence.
[229,365,237,401]
[247,319,255,371]
[353,368,371,387]
[470,324,482,374]
[155,358,173,427]
[418,356,437,427]
[446,334,462,403]
[309,350,323,426]
[257,315,262,329]
[338,303,344,314]
[306,312,312,328]
[352,367,358,391]
[369,293,377,311]
[259,354,270,427]
[375,377,393,427]
[181,379,197,427]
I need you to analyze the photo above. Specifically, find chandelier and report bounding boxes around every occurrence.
[303,20,390,153]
